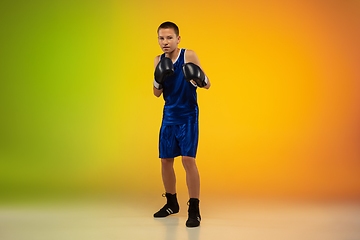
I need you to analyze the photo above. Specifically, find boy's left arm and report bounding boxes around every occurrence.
[185,50,211,89]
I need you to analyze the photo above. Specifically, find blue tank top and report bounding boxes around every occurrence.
[161,49,198,125]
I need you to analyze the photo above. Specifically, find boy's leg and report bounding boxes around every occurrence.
[161,158,176,194]
[182,156,201,227]
[181,156,200,199]
[154,158,179,218]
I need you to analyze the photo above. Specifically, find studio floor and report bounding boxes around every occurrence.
[1,197,360,240]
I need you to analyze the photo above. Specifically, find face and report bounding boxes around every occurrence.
[158,28,180,54]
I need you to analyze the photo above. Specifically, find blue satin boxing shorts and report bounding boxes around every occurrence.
[159,122,199,159]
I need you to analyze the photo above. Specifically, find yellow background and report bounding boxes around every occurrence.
[1,0,360,203]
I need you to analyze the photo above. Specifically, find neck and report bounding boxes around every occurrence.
[165,48,180,62]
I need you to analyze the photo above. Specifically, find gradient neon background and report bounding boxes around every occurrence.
[1,0,360,203]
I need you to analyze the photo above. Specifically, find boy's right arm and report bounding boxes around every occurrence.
[153,55,163,97]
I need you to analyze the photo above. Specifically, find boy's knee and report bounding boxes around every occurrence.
[182,156,194,160]
[161,158,174,164]
[182,156,196,168]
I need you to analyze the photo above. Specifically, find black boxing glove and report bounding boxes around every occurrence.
[182,62,208,88]
[154,57,174,90]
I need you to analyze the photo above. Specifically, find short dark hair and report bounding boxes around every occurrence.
[157,21,179,36]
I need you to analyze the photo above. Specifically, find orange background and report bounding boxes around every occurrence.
[1,0,359,202]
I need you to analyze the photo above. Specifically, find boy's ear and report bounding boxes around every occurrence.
[177,35,181,43]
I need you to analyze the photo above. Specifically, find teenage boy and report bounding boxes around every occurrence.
[153,21,210,228]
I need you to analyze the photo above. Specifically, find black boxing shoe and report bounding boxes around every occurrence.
[154,193,179,218]
[186,198,201,227]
